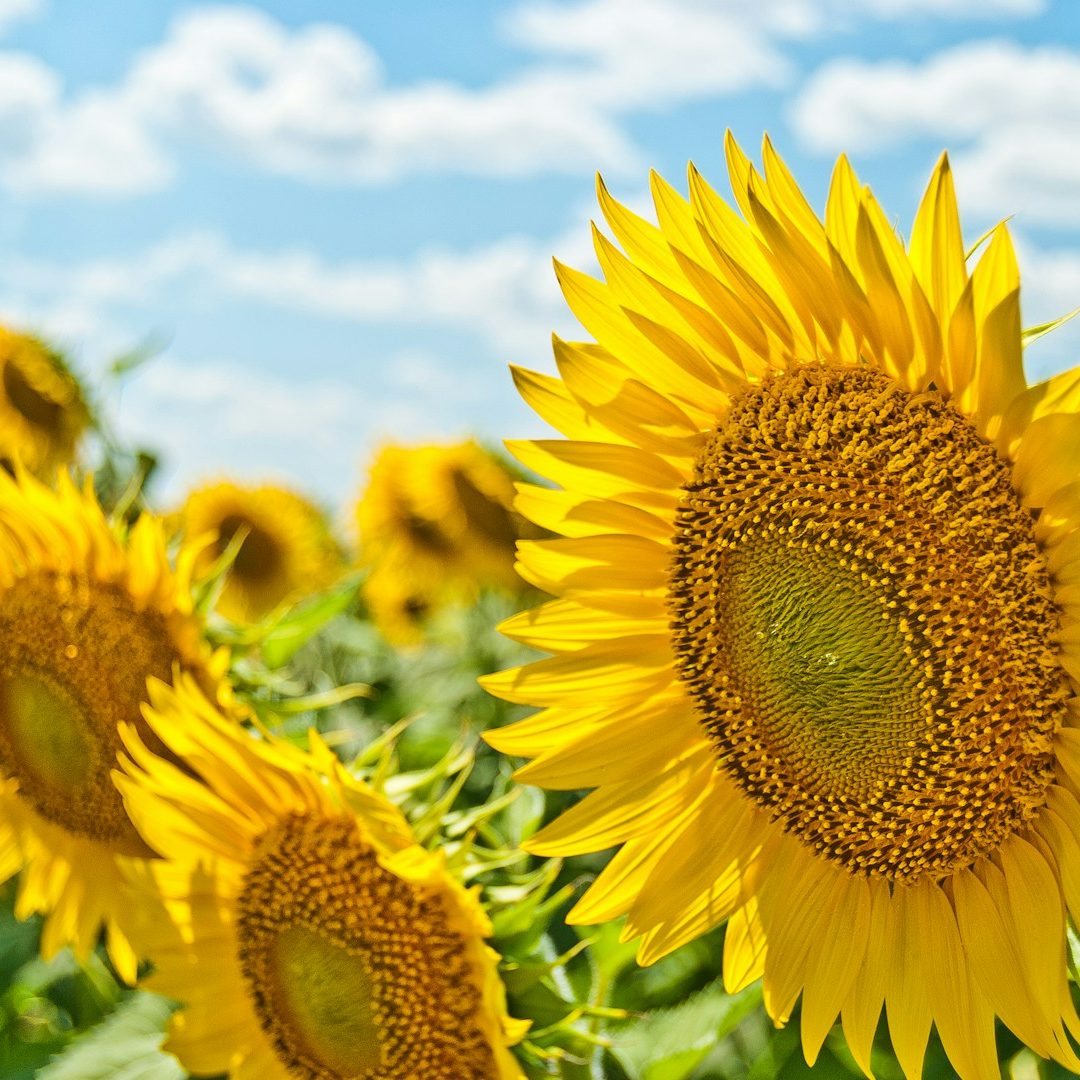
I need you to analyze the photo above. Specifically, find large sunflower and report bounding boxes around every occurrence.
[0,469,226,981]
[0,329,90,476]
[115,674,526,1080]
[179,481,343,624]
[482,135,1080,1079]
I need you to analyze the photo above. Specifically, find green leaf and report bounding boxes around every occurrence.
[259,574,362,669]
[611,980,763,1080]
[104,338,167,381]
[37,992,184,1080]
[257,683,371,716]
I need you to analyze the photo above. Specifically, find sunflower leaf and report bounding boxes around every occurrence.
[258,573,362,668]
[36,991,185,1080]
[610,980,762,1080]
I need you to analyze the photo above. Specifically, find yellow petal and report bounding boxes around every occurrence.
[825,154,862,272]
[800,875,870,1066]
[627,789,755,941]
[884,884,933,1080]
[554,258,729,411]
[523,745,714,856]
[497,597,667,652]
[759,848,834,1025]
[516,535,668,596]
[840,876,893,1080]
[998,365,1080,460]
[514,701,700,790]
[913,878,999,1080]
[971,226,1025,442]
[952,862,1071,1063]
[513,483,674,542]
[723,897,767,993]
[505,439,682,508]
[1012,413,1080,507]
[910,152,968,328]
[479,636,674,706]
[596,173,682,287]
[509,365,624,443]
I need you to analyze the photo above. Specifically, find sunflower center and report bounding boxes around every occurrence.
[401,510,453,555]
[3,360,63,432]
[450,468,516,549]
[237,813,499,1080]
[669,365,1067,882]
[0,572,180,854]
[217,515,282,582]
[269,927,380,1076]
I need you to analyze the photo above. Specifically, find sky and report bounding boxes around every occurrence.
[1,0,1079,510]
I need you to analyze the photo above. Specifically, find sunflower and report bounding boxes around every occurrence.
[357,441,532,642]
[179,481,343,623]
[0,329,90,476]
[363,565,442,646]
[0,469,227,982]
[482,134,1080,1079]
[115,674,527,1080]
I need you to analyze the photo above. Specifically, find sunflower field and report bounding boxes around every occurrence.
[1,135,1080,1080]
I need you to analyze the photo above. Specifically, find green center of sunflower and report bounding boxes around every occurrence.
[0,572,180,855]
[0,671,93,797]
[236,813,499,1080]
[269,926,380,1077]
[669,365,1067,882]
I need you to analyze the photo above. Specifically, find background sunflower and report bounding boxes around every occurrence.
[177,480,344,624]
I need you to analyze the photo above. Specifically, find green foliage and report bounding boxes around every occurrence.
[37,994,184,1080]
[609,981,762,1080]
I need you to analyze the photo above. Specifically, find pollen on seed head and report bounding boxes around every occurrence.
[669,365,1068,882]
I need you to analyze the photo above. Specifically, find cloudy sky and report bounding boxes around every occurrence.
[2,0,1079,507]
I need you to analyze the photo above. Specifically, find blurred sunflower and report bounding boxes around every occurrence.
[483,134,1080,1079]
[363,566,441,646]
[179,481,343,623]
[116,674,527,1079]
[0,329,90,476]
[0,469,227,981]
[357,441,533,642]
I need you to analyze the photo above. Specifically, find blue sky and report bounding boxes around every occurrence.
[1,0,1078,510]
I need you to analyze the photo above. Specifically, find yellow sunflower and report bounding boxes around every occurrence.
[0,469,227,982]
[482,134,1080,1079]
[115,674,527,1080]
[357,440,524,587]
[362,565,443,646]
[0,329,90,476]
[179,481,343,623]
[357,441,532,642]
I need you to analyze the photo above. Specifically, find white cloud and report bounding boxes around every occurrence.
[792,40,1080,224]
[114,357,370,502]
[862,0,1042,14]
[0,0,44,34]
[112,345,546,505]
[0,0,1047,197]
[503,0,800,111]
[0,225,591,369]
